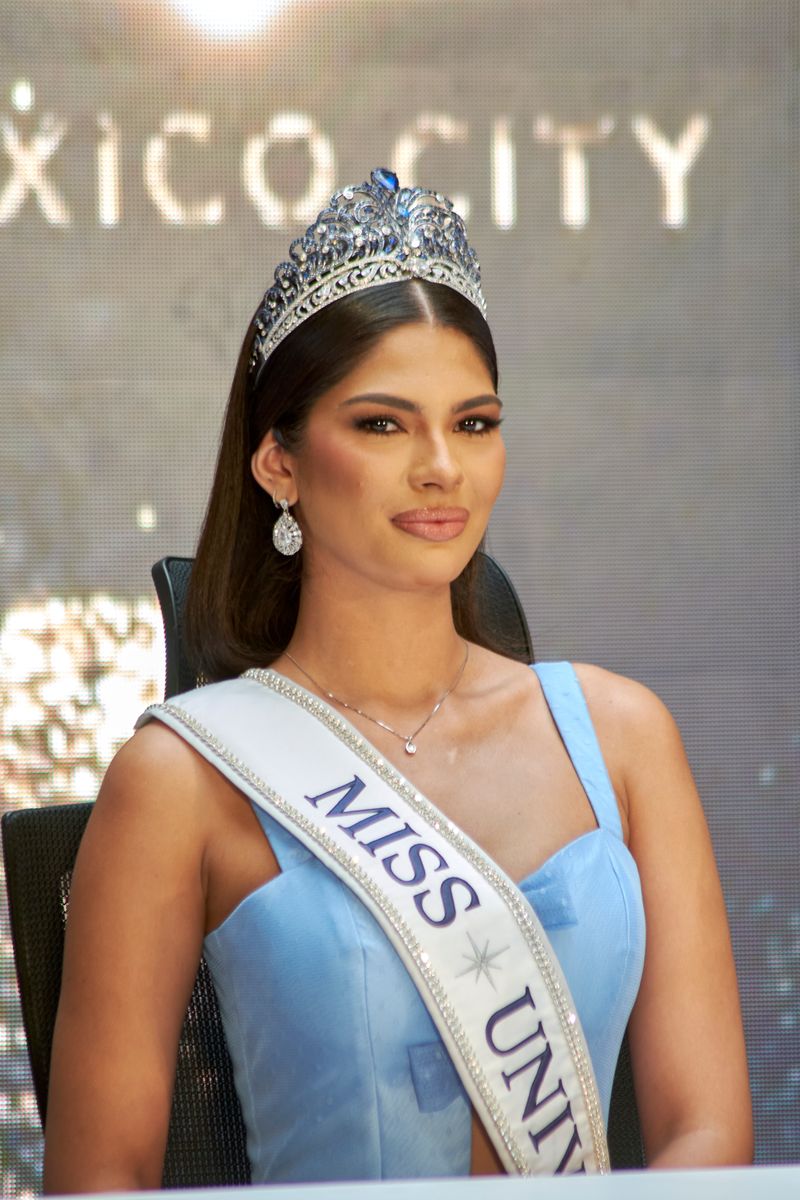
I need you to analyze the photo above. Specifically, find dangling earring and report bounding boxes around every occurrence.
[272,497,303,556]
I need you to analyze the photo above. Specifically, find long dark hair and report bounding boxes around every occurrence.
[185,280,507,681]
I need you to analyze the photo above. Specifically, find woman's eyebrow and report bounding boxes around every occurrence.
[339,392,502,413]
[454,394,503,414]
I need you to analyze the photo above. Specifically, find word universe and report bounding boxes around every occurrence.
[1,91,709,232]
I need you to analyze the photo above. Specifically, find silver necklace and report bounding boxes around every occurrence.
[284,641,470,755]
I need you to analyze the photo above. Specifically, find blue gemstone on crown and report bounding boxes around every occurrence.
[372,167,399,191]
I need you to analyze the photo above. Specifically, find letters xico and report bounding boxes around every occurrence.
[304,775,480,927]
[0,100,709,231]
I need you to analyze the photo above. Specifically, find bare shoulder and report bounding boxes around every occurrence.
[471,646,676,738]
[101,719,213,798]
[571,661,679,740]
[570,662,690,821]
[86,718,230,858]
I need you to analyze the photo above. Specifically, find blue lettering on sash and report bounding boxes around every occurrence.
[305,775,399,839]
[414,876,481,927]
[383,842,448,885]
[361,824,418,855]
[485,986,585,1174]
[303,776,482,927]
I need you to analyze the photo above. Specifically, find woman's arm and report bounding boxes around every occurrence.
[577,665,753,1167]
[43,723,212,1193]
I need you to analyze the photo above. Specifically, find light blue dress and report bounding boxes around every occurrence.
[202,662,646,1182]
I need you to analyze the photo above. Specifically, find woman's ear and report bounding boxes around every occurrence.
[251,430,298,504]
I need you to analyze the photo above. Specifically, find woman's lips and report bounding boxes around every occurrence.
[391,507,470,541]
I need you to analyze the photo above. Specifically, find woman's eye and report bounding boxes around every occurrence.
[355,415,401,435]
[457,415,503,435]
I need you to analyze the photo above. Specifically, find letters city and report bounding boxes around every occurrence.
[1,93,708,232]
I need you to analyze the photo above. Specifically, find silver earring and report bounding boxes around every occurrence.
[272,497,303,556]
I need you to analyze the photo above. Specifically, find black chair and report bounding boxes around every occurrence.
[1,552,644,1184]
[2,802,250,1188]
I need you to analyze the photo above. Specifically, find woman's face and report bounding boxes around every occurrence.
[255,321,505,594]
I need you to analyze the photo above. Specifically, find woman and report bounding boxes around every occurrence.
[44,169,752,1190]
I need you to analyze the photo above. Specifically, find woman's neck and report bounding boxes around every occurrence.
[282,575,466,713]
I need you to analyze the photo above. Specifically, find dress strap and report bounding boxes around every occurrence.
[531,662,623,839]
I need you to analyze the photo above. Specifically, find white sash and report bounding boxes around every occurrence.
[138,669,609,1176]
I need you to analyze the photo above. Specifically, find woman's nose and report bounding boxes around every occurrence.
[409,432,464,491]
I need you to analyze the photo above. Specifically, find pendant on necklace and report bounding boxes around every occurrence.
[405,740,417,755]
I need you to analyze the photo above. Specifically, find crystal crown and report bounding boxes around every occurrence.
[249,168,486,383]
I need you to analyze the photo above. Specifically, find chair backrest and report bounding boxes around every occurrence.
[1,803,250,1188]
[2,551,643,1184]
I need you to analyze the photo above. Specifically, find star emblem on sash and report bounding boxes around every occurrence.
[456,932,510,990]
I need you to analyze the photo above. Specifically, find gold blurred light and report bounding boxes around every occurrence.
[166,0,292,39]
[136,504,158,531]
[10,79,34,113]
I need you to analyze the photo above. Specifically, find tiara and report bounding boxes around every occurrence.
[249,167,486,382]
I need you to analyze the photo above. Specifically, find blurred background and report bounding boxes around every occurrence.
[0,0,798,1191]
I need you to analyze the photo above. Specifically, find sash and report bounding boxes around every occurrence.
[137,669,609,1176]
